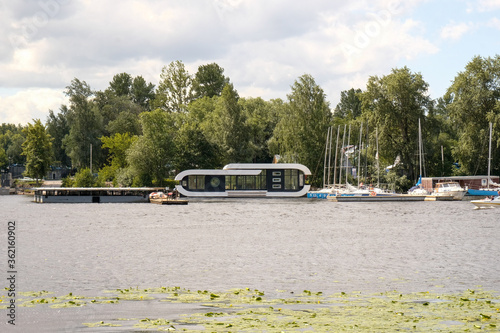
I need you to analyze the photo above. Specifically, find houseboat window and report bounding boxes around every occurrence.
[256,171,266,189]
[225,171,267,190]
[284,169,299,190]
[244,176,255,189]
[272,171,281,176]
[225,175,236,190]
[272,184,282,189]
[188,175,205,190]
[210,177,220,187]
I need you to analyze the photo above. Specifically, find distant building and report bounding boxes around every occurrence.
[1,165,72,188]
[46,166,72,180]
[421,176,500,192]
[9,165,25,179]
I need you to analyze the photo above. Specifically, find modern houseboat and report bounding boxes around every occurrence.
[33,187,158,203]
[174,163,311,198]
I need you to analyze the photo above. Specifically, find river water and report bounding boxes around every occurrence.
[1,195,499,331]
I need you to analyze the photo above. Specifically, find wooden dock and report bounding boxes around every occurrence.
[327,194,455,202]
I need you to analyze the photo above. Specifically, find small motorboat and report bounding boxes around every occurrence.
[471,196,500,209]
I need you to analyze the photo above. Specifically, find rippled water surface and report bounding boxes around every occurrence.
[2,195,499,331]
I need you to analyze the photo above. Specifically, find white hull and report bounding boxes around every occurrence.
[432,190,466,201]
[432,182,467,201]
[471,197,500,209]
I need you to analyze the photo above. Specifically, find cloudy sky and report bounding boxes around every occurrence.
[1,0,500,125]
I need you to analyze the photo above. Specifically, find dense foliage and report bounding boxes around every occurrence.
[2,56,499,189]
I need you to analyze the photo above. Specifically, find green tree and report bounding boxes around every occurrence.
[6,132,26,165]
[21,119,53,184]
[131,75,155,110]
[127,109,176,186]
[271,74,332,186]
[101,133,137,169]
[202,84,251,164]
[1,124,26,165]
[46,106,71,166]
[109,72,133,97]
[334,88,362,122]
[63,78,105,169]
[174,96,221,171]
[240,97,275,163]
[422,97,457,177]
[0,147,7,170]
[445,55,500,176]
[106,110,142,136]
[192,63,229,99]
[360,67,431,182]
[174,118,221,171]
[73,168,103,187]
[154,60,193,113]
[97,95,144,136]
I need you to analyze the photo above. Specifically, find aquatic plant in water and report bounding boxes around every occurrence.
[1,287,498,331]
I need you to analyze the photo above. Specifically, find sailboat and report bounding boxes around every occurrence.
[408,119,431,195]
[307,126,340,199]
[467,122,500,196]
[407,119,466,200]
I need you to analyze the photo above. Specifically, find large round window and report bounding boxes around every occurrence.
[210,177,220,188]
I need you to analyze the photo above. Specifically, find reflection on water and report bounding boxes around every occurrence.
[3,195,499,297]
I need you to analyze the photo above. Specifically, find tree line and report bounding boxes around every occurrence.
[1,55,499,190]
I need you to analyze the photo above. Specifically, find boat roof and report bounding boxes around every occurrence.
[174,163,311,181]
[223,163,311,174]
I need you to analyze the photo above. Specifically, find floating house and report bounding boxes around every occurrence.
[174,163,311,198]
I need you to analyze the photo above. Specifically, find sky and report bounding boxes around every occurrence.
[1,0,500,125]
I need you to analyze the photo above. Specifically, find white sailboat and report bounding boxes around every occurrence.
[468,122,500,196]
[408,119,431,195]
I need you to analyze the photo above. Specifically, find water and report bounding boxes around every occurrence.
[1,195,499,331]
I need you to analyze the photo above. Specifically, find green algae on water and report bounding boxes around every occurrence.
[3,287,499,331]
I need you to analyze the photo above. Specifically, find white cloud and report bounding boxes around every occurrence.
[0,0,483,122]
[440,21,473,40]
[488,17,500,29]
[0,89,67,125]
[475,0,500,12]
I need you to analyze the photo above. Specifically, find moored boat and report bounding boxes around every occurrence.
[432,181,467,201]
[149,190,188,205]
[470,196,500,209]
[467,188,500,196]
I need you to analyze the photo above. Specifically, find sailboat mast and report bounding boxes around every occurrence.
[323,128,330,189]
[488,122,492,188]
[418,118,422,183]
[345,124,351,185]
[376,127,379,187]
[339,124,346,184]
[333,125,340,187]
[327,126,333,187]
[357,122,363,188]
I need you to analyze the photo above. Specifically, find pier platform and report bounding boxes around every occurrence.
[327,195,455,202]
